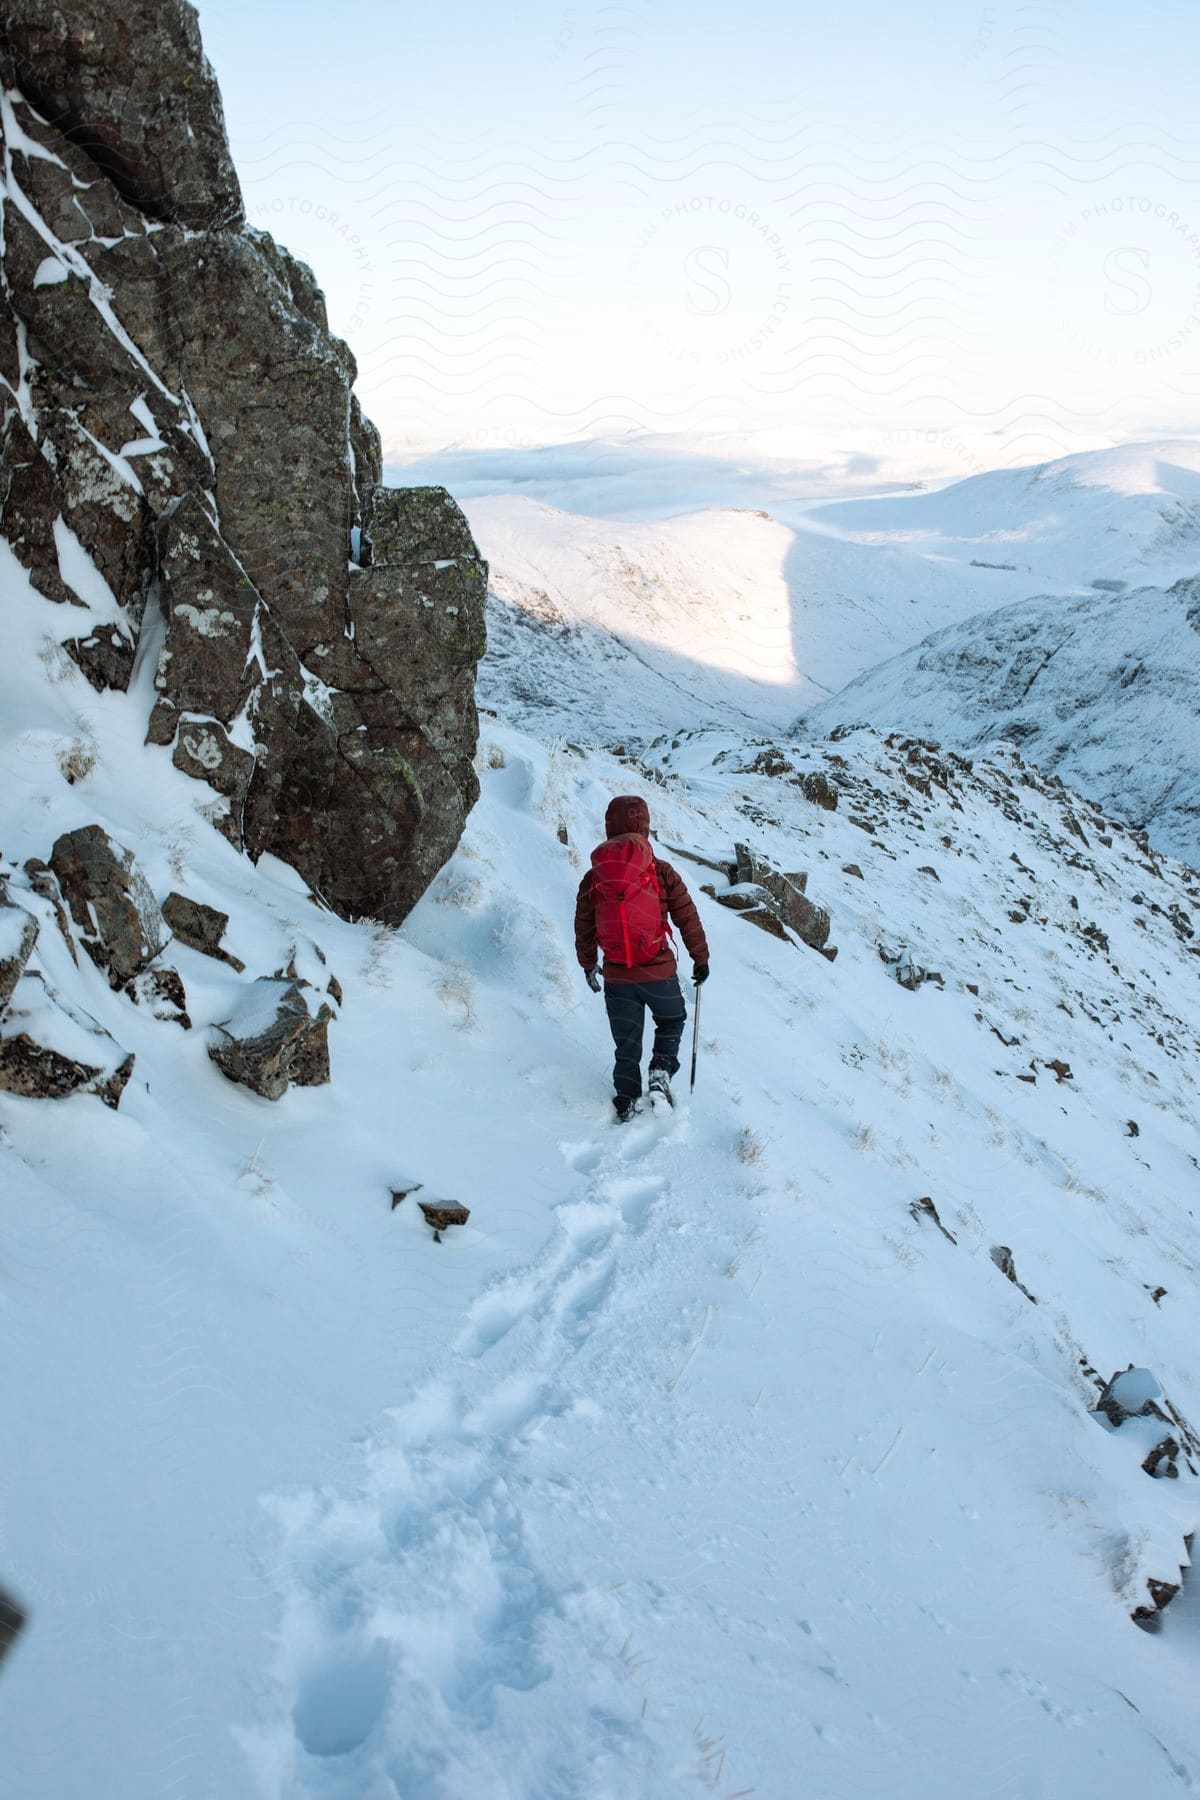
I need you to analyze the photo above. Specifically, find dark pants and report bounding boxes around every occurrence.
[603,976,687,1098]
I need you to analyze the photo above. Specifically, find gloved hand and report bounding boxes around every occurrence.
[585,966,602,993]
[693,963,710,985]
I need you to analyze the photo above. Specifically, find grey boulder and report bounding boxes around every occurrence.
[208,979,332,1101]
[49,826,167,988]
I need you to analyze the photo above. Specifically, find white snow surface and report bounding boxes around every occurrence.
[2,511,1200,1798]
[0,898,35,963]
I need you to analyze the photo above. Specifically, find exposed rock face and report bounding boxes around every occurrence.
[699,846,835,958]
[989,1244,1037,1304]
[801,770,838,811]
[49,825,167,988]
[208,978,332,1101]
[418,1198,471,1241]
[0,2,486,926]
[1,0,242,228]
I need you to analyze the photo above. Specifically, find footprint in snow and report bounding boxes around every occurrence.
[559,1138,603,1175]
[292,1640,391,1758]
[463,1373,569,1441]
[454,1200,620,1360]
[616,1114,668,1159]
[551,1253,618,1342]
[453,1274,538,1359]
[599,1172,665,1230]
[553,1196,622,1253]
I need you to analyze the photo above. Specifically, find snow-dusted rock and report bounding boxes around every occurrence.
[730,844,833,953]
[208,978,332,1101]
[801,770,838,811]
[1093,1367,1200,1479]
[879,942,944,991]
[161,891,244,971]
[417,1199,471,1241]
[1089,1366,1199,1629]
[49,825,167,989]
[0,971,134,1107]
[126,966,191,1030]
[0,889,39,1017]
[989,1243,1037,1303]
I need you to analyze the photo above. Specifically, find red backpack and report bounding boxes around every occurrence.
[590,834,668,967]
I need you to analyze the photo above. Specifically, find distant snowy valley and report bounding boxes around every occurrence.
[429,438,1200,865]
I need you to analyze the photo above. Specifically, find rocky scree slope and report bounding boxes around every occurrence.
[0,0,486,930]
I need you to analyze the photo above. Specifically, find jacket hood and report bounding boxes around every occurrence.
[605,794,650,838]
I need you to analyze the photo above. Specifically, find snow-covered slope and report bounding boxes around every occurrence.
[4,526,1200,1795]
[806,440,1200,592]
[473,495,806,733]
[796,579,1200,866]
[460,442,1200,770]
[468,493,1054,740]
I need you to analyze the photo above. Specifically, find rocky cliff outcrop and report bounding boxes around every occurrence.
[0,0,486,925]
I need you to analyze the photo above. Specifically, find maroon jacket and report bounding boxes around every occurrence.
[575,795,709,986]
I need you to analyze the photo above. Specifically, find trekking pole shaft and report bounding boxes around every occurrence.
[689,980,701,1091]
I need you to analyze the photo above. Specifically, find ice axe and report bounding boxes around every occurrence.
[689,978,701,1092]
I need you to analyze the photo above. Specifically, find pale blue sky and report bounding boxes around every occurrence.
[197,0,1200,478]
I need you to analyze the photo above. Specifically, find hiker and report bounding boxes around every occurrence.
[575,795,710,1120]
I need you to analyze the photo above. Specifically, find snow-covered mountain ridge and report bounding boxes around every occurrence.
[795,576,1200,866]
[805,440,1200,590]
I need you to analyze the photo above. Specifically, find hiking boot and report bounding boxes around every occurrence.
[648,1066,673,1107]
[613,1094,638,1123]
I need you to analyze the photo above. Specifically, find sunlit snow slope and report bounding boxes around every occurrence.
[466,494,1051,739]
[805,440,1200,591]
[3,529,1200,1797]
